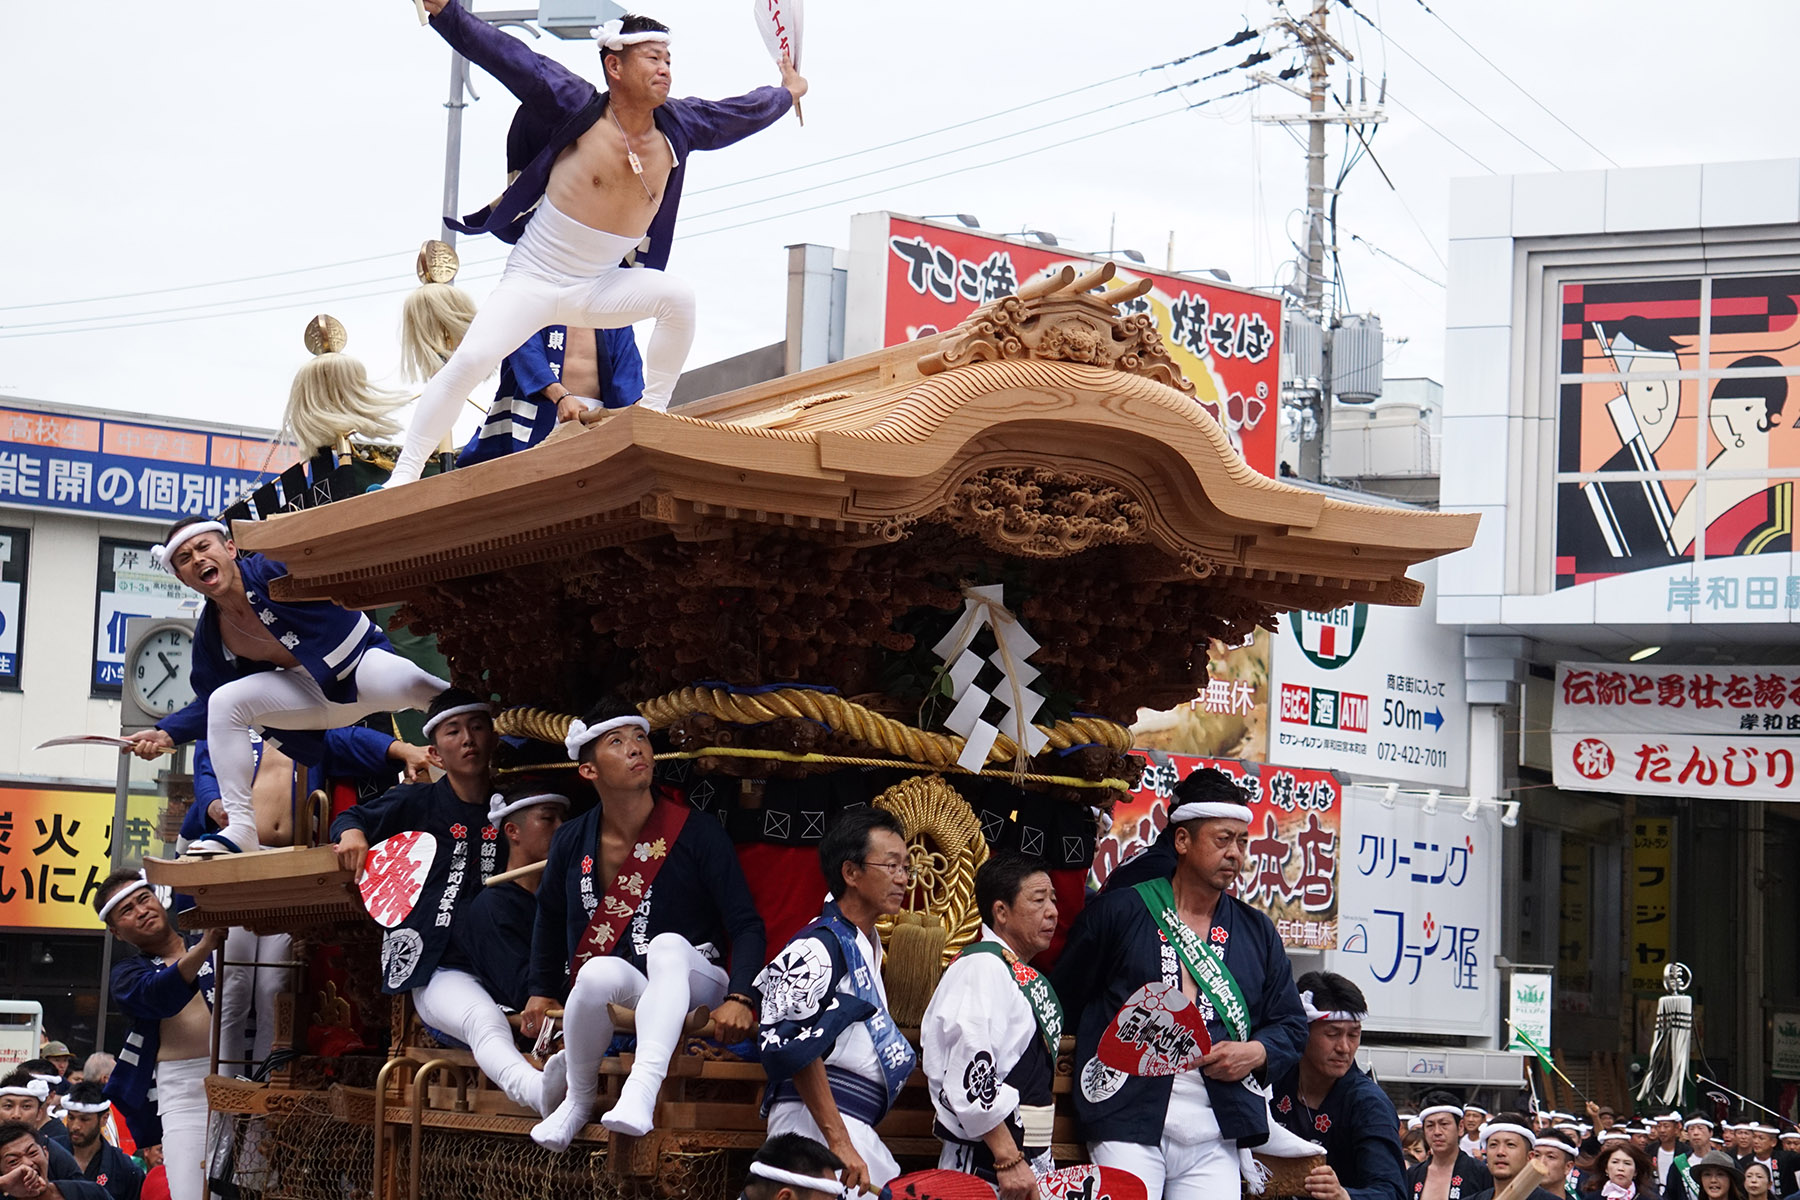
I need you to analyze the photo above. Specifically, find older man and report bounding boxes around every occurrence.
[922,853,1063,1200]
[758,807,915,1195]
[1053,768,1309,1200]
[1405,1095,1491,1200]
[91,875,221,1200]
[1268,971,1406,1200]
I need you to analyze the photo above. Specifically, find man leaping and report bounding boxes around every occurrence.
[386,3,808,486]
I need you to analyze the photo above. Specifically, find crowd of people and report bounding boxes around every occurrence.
[1396,1100,1800,1200]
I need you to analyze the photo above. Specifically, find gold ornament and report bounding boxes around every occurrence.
[303,314,348,356]
[415,239,461,285]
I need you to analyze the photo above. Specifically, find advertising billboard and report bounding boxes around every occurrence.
[0,784,165,931]
[1554,274,1800,599]
[852,215,1283,477]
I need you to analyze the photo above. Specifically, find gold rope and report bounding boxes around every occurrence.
[659,746,1129,789]
[872,774,988,966]
[497,688,1132,771]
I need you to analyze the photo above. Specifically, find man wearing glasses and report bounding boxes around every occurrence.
[757,808,916,1196]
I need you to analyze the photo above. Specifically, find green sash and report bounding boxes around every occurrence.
[1133,879,1251,1042]
[957,940,1064,1058]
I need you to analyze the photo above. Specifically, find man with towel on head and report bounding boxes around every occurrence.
[386,1,808,486]
[1268,970,1407,1200]
[522,697,764,1151]
[123,516,446,856]
[331,689,564,1119]
[1407,1097,1491,1200]
[1465,1113,1560,1200]
[1051,767,1311,1200]
[451,784,569,1013]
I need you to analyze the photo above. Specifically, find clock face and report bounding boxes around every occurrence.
[129,625,196,716]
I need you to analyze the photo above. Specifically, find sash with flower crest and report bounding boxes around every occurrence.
[955,940,1063,1058]
[569,798,689,983]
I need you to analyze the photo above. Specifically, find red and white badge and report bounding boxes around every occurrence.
[359,831,437,928]
[1038,1165,1148,1200]
[1096,981,1212,1076]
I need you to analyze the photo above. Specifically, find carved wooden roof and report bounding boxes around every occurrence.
[234,264,1477,720]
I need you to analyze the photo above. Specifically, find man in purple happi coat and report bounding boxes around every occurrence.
[388,2,807,486]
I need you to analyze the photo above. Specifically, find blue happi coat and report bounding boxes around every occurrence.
[427,0,793,264]
[1270,1062,1407,1200]
[330,777,506,994]
[155,553,391,762]
[1050,886,1308,1147]
[103,934,216,1151]
[457,326,644,467]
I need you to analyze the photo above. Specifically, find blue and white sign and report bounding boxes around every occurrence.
[0,404,293,524]
[0,528,27,689]
[91,539,197,695]
[1269,558,1469,787]
[1326,785,1499,1036]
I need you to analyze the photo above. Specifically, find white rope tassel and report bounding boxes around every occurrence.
[1635,992,1694,1106]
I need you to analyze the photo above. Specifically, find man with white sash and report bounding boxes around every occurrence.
[921,853,1063,1200]
[757,807,916,1196]
[1052,768,1310,1200]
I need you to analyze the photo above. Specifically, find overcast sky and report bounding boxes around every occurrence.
[2,1,1796,444]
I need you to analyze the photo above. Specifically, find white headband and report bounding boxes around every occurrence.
[151,521,229,574]
[1169,800,1253,824]
[565,715,650,760]
[747,1162,843,1195]
[0,1080,48,1102]
[422,702,494,739]
[61,1099,111,1114]
[1686,1117,1715,1129]
[1534,1135,1575,1155]
[591,18,671,51]
[488,791,571,826]
[1465,1105,1489,1115]
[1406,1116,1422,1129]
[1655,1111,1683,1123]
[1419,1105,1464,1122]
[1299,990,1366,1024]
[1553,1123,1581,1134]
[97,874,151,922]
[1481,1122,1537,1148]
[1600,1131,1629,1142]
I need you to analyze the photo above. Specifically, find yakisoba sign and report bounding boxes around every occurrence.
[1552,662,1800,800]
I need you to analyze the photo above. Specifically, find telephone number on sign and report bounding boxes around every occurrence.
[1376,742,1448,768]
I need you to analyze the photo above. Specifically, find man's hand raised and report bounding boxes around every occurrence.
[419,0,448,14]
[779,53,808,102]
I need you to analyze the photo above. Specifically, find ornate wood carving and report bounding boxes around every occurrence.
[917,262,1194,395]
[927,466,1147,557]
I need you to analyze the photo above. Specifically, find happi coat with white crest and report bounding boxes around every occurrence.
[426,1,793,265]
[1051,885,1309,1146]
[330,777,507,994]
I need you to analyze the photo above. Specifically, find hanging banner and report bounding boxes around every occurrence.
[859,215,1282,476]
[0,528,28,689]
[1326,787,1499,1036]
[1553,662,1800,800]
[1772,1013,1800,1081]
[1629,817,1674,993]
[1507,972,1553,1053]
[1098,752,1339,950]
[0,784,166,931]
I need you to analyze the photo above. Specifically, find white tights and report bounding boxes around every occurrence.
[204,647,444,852]
[389,199,696,485]
[218,929,293,1072]
[412,968,561,1116]
[530,932,727,1151]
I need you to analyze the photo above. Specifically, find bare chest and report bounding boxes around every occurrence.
[562,118,673,204]
[219,606,301,669]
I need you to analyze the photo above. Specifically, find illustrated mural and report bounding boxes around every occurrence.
[1555,275,1800,589]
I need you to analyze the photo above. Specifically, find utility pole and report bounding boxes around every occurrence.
[440,1,474,247]
[1254,1,1382,482]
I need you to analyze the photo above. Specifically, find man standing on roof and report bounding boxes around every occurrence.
[122,516,447,856]
[384,2,809,486]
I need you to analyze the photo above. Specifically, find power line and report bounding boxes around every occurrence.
[3,50,1215,315]
[1349,232,1443,287]
[1335,0,1560,171]
[1400,0,1619,167]
[1381,87,1495,173]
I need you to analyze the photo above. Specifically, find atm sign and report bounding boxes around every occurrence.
[1280,683,1369,733]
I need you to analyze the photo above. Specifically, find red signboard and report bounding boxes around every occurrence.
[875,217,1282,477]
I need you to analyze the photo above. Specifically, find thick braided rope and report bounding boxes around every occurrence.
[872,774,988,966]
[497,690,1132,770]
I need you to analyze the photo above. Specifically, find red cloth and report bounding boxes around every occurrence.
[1034,867,1088,972]
[735,842,828,964]
[140,1165,170,1200]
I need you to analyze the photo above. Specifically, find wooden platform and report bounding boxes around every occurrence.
[145,845,362,934]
